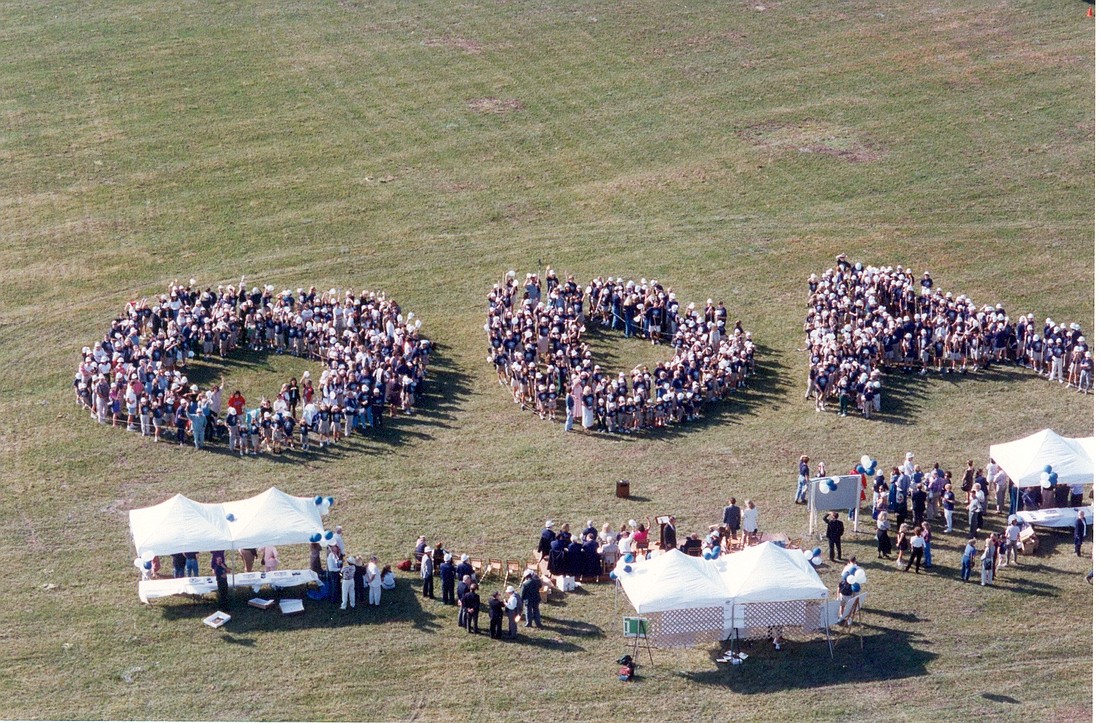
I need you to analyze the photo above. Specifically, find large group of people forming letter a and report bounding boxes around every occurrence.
[804,254,1091,417]
[74,279,432,454]
[485,267,756,432]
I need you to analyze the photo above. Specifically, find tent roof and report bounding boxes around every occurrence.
[714,542,829,603]
[616,545,828,616]
[616,550,730,613]
[989,429,1095,488]
[129,488,325,557]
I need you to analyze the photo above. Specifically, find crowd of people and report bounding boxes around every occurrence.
[804,255,1091,416]
[485,268,756,433]
[75,280,432,454]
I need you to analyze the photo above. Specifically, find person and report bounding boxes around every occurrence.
[455,553,475,583]
[1070,482,1086,508]
[308,542,323,577]
[904,528,924,573]
[942,483,956,533]
[171,552,186,579]
[723,498,741,541]
[380,565,396,590]
[488,591,505,639]
[520,570,543,628]
[263,545,279,572]
[920,521,932,569]
[340,554,357,610]
[1003,517,1020,566]
[183,551,199,578]
[420,548,435,599]
[440,553,456,605]
[414,535,428,568]
[538,521,555,559]
[366,555,382,606]
[980,539,995,585]
[961,538,977,582]
[239,547,257,573]
[911,484,927,527]
[211,550,230,610]
[825,512,844,561]
[968,491,983,538]
[462,583,481,634]
[326,544,343,603]
[456,575,472,628]
[795,455,810,504]
[876,512,893,558]
[742,501,759,545]
[895,524,911,568]
[1074,510,1087,556]
[504,585,520,639]
[661,516,677,551]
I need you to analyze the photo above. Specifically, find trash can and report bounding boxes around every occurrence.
[616,479,630,498]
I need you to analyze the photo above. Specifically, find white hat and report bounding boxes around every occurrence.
[506,585,515,593]
[443,553,452,562]
[545,520,554,528]
[461,554,469,562]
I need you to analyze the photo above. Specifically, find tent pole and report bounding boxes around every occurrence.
[825,613,834,659]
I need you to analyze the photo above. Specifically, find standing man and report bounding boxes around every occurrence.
[504,585,520,639]
[520,570,543,628]
[211,550,230,610]
[911,484,928,527]
[538,521,555,560]
[488,591,504,640]
[1003,518,1020,566]
[661,516,678,551]
[439,553,456,606]
[1074,511,1088,557]
[723,498,741,543]
[420,548,435,599]
[340,554,357,610]
[366,555,383,606]
[968,491,983,538]
[961,539,977,581]
[326,544,342,604]
[795,456,811,504]
[462,583,481,634]
[825,512,845,562]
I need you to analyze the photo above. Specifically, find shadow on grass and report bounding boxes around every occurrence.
[982,693,1022,704]
[679,625,935,692]
[152,576,443,634]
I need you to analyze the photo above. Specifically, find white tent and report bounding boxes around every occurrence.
[989,429,1095,488]
[223,487,327,550]
[713,542,829,605]
[615,549,730,613]
[129,487,326,557]
[129,493,231,558]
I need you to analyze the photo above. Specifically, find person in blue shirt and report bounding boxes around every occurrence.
[960,538,977,581]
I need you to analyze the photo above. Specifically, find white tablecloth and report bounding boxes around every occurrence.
[1016,506,1093,529]
[139,569,320,603]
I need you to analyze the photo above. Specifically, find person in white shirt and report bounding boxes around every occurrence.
[1003,519,1020,566]
[504,585,520,638]
[340,555,357,610]
[741,500,759,545]
[901,452,916,477]
[366,555,382,606]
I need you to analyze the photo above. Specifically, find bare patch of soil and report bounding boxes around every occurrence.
[739,120,884,163]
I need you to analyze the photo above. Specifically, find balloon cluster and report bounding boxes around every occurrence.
[845,568,868,593]
[854,454,878,476]
[703,545,722,560]
[314,496,336,515]
[803,547,824,566]
[818,477,840,495]
[1041,465,1059,490]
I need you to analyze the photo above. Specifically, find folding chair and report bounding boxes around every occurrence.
[486,558,503,580]
[470,558,484,577]
[504,559,522,588]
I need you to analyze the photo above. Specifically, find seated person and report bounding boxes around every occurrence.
[680,534,703,555]
[548,539,565,575]
[413,535,428,569]
[380,565,396,590]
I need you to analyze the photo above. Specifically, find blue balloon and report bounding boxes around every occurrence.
[852,583,861,593]
[309,533,321,543]
[314,496,323,505]
[812,547,822,557]
[623,565,632,573]
[143,561,152,569]
[855,465,866,475]
[609,571,617,580]
[326,497,335,506]
[624,553,635,564]
[324,530,334,541]
[869,459,878,470]
[1050,472,1059,483]
[226,513,236,522]
[1043,465,1052,474]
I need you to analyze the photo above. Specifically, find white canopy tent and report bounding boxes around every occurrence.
[615,549,730,613]
[988,429,1095,488]
[713,541,829,606]
[129,487,327,558]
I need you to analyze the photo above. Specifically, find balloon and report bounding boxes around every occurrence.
[804,549,814,560]
[225,513,236,522]
[609,571,617,580]
[703,551,712,560]
[623,565,632,573]
[819,480,831,495]
[846,574,857,585]
[861,455,872,469]
[855,465,866,475]
[140,551,155,563]
[1043,464,1053,474]
[326,497,335,507]
[812,547,822,557]
[324,530,334,541]
[309,533,321,543]
[315,496,323,505]
[854,569,867,585]
[811,555,823,566]
[143,561,152,570]
[624,554,635,564]
[851,583,861,593]
[869,459,878,472]
[1050,472,1058,483]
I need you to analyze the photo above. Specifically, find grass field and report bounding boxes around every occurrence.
[0,0,1093,720]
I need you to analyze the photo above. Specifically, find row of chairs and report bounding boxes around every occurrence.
[461,557,531,588]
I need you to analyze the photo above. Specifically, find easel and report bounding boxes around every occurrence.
[623,617,654,665]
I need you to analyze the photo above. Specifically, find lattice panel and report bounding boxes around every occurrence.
[743,600,811,628]
[647,607,725,648]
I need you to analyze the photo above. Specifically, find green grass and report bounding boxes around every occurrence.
[0,0,1092,720]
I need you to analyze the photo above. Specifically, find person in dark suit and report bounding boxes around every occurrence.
[210,550,230,610]
[488,591,504,639]
[1074,510,1088,556]
[456,574,472,628]
[538,521,555,559]
[825,512,845,561]
[440,553,456,605]
[455,554,474,583]
[462,583,481,634]
[723,498,741,540]
[661,516,677,551]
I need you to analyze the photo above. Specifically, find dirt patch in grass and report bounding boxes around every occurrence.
[425,35,484,54]
[739,120,884,163]
[466,97,524,114]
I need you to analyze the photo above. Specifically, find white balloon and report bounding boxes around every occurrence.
[811,555,823,566]
[846,574,857,585]
[861,455,872,469]
[854,569,868,585]
[140,551,155,563]
[804,549,814,560]
[818,479,831,495]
